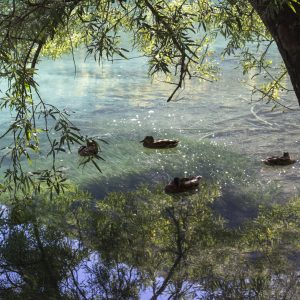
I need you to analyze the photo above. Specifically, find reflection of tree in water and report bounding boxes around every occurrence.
[1,185,300,299]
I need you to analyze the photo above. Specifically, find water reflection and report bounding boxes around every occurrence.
[34,49,300,198]
[1,185,300,299]
[1,47,300,200]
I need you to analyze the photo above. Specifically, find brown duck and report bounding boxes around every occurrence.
[165,176,202,193]
[140,136,179,149]
[262,152,296,166]
[78,140,99,157]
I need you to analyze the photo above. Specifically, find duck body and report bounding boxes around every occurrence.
[262,152,296,166]
[140,136,179,149]
[165,176,202,193]
[78,140,99,157]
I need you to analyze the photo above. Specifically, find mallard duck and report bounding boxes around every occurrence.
[78,140,99,157]
[262,152,296,166]
[140,136,179,149]
[165,176,202,193]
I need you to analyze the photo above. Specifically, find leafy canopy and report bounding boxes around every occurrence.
[2,184,300,298]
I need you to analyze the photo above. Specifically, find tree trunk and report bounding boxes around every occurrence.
[250,0,300,106]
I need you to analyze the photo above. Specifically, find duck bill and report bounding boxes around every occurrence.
[140,139,145,143]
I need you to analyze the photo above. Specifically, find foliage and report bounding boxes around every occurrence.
[0,1,299,298]
[0,190,91,299]
[0,185,300,298]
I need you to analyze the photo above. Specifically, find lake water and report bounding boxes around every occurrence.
[25,46,300,200]
[0,44,300,217]
[1,44,300,202]
[1,44,300,298]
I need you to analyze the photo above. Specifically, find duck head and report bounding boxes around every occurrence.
[173,177,180,187]
[140,136,154,143]
[283,152,290,158]
[87,139,97,147]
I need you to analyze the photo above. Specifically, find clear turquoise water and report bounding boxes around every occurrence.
[1,45,300,299]
[1,46,300,200]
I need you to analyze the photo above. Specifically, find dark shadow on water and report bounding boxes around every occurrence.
[212,186,260,228]
[83,170,170,199]
[82,171,273,229]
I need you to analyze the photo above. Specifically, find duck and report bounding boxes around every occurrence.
[262,152,296,166]
[165,176,202,193]
[78,140,99,157]
[140,136,179,149]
